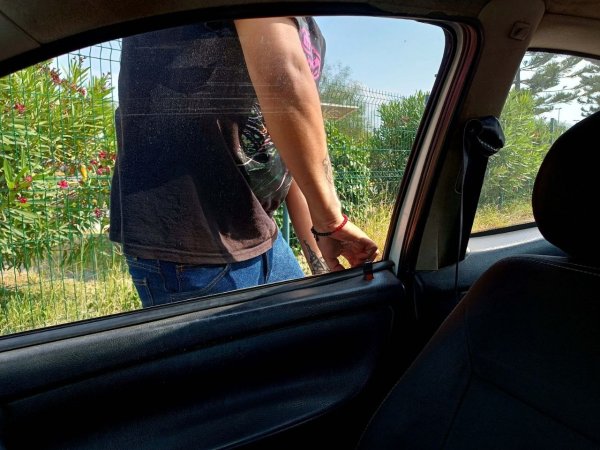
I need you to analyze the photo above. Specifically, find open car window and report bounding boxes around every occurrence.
[0,16,445,335]
[473,50,600,234]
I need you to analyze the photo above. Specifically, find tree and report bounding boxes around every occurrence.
[480,89,557,207]
[514,52,582,115]
[575,59,600,116]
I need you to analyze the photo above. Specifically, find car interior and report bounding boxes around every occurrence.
[0,0,598,449]
[357,110,600,449]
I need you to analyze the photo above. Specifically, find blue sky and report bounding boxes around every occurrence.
[315,17,584,125]
[315,16,445,96]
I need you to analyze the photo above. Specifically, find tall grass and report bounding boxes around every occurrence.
[0,241,139,336]
[472,201,533,233]
[353,201,394,261]
[0,203,394,336]
[1,200,530,337]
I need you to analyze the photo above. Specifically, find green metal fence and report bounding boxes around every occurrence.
[0,42,415,335]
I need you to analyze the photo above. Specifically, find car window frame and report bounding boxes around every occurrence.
[0,11,456,338]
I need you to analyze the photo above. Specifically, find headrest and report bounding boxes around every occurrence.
[532,111,600,262]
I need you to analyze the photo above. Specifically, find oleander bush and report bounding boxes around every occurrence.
[0,57,116,270]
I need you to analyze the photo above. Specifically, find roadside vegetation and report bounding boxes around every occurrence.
[1,51,599,334]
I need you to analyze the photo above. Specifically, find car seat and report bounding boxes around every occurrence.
[357,111,600,449]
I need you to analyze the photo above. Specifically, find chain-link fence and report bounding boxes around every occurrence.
[1,43,415,335]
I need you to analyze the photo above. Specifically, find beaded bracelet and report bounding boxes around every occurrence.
[311,214,349,242]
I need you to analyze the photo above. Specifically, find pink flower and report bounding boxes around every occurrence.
[98,151,107,159]
[14,103,26,114]
[17,196,27,204]
[94,208,103,218]
[49,69,61,85]
[96,167,104,175]
[57,179,68,189]
[90,159,98,166]
[24,175,33,183]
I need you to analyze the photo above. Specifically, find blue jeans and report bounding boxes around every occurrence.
[125,231,304,307]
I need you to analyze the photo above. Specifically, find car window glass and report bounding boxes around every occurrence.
[473,50,600,233]
[0,16,445,335]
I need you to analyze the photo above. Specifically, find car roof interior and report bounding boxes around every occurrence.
[2,0,600,57]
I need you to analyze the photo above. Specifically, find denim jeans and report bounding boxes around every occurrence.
[125,231,304,307]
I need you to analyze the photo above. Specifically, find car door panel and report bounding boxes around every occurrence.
[0,267,402,450]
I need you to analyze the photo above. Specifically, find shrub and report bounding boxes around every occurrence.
[0,57,116,269]
[370,91,425,200]
[480,89,556,207]
[326,120,373,221]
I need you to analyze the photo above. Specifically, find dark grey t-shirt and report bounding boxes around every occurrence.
[109,19,325,264]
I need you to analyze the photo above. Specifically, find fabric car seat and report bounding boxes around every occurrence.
[357,111,600,449]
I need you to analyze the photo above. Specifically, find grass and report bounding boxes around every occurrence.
[472,201,533,233]
[0,253,140,336]
[1,200,528,336]
[353,202,394,262]
[0,204,394,336]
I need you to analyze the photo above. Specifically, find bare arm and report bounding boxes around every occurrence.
[235,17,378,269]
[285,180,330,274]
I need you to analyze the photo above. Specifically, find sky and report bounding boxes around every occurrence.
[315,16,586,125]
[315,16,445,96]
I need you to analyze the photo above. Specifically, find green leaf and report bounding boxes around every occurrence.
[3,158,15,189]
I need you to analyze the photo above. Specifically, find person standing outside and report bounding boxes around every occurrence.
[235,17,377,271]
[110,17,378,307]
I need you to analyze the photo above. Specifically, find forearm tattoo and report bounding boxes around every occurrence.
[323,157,334,185]
[303,239,330,275]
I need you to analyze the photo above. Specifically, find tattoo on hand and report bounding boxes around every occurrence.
[303,239,330,275]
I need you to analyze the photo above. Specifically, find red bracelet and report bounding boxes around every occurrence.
[310,214,348,242]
